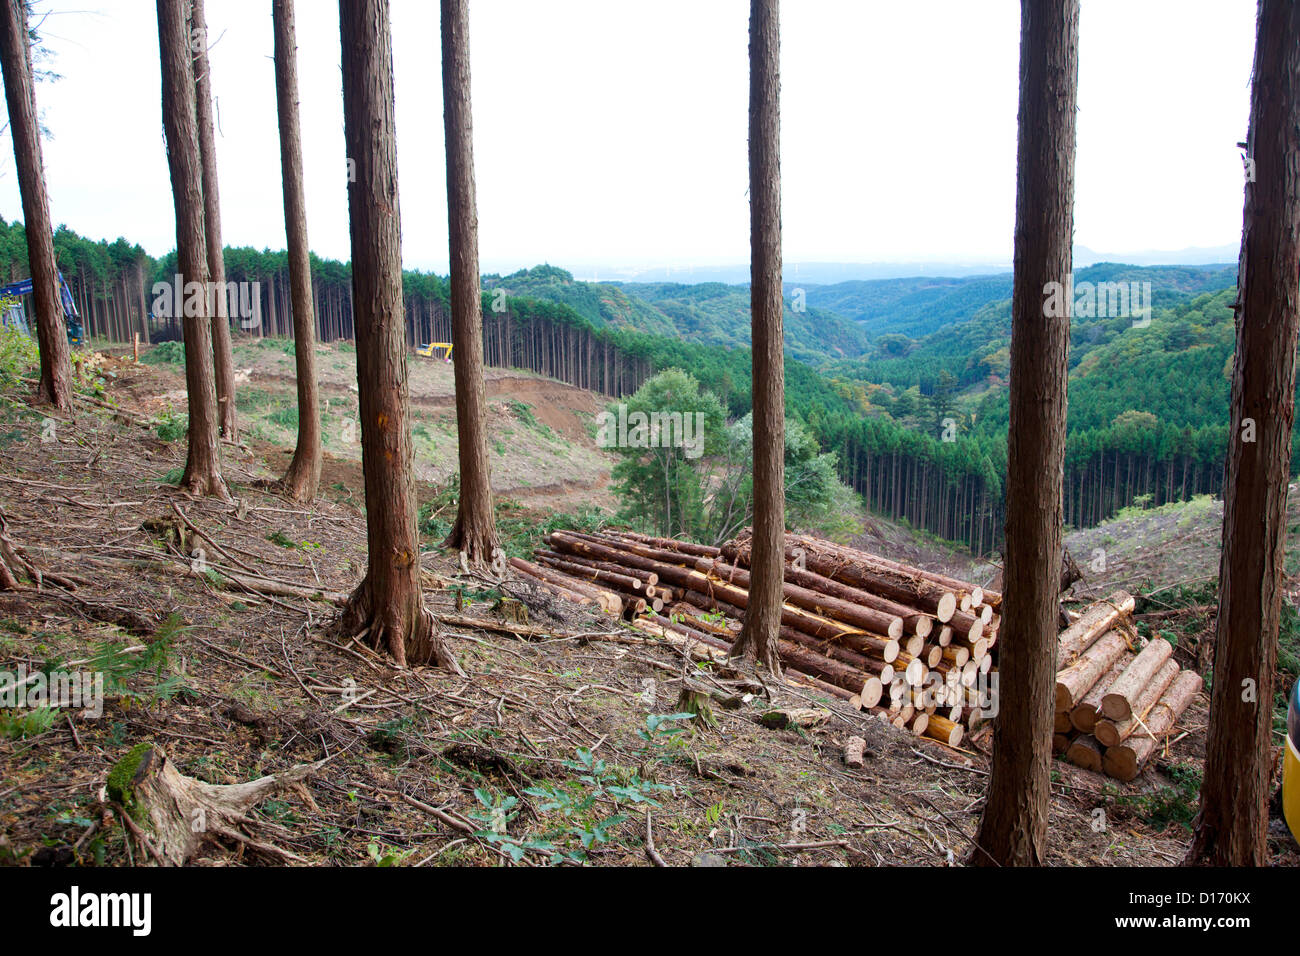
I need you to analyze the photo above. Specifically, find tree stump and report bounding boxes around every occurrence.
[106,743,323,865]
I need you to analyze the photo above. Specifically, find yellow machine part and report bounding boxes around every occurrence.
[416,342,453,360]
[1286,678,1300,843]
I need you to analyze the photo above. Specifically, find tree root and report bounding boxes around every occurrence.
[333,580,464,674]
[0,506,82,591]
[106,743,325,866]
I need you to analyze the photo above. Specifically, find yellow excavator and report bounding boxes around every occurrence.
[416,341,453,362]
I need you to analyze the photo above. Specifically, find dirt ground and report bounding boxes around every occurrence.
[0,352,1296,867]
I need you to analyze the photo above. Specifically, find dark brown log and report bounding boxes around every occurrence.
[535,554,647,595]
[696,557,904,639]
[723,533,958,622]
[509,557,622,614]
[610,532,720,559]
[1065,734,1103,772]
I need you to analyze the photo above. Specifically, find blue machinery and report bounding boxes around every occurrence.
[0,272,85,346]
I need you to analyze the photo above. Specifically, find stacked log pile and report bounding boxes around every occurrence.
[1053,590,1203,781]
[514,532,1201,781]
[514,528,1005,750]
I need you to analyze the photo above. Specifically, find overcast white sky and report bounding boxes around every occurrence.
[0,0,1258,277]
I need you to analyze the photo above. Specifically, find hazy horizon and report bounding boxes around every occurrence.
[0,1,1258,275]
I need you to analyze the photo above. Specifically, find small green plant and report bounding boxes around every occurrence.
[1117,763,1201,832]
[0,705,58,739]
[367,842,416,867]
[155,412,188,443]
[140,341,186,365]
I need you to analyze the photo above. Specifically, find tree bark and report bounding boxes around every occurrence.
[971,0,1078,867]
[337,0,457,671]
[439,0,499,565]
[1187,0,1300,867]
[157,0,227,498]
[190,0,237,440]
[730,0,784,676]
[273,0,322,502]
[0,0,71,409]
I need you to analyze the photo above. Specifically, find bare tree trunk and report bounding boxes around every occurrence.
[337,0,458,671]
[190,0,236,440]
[439,0,499,566]
[157,0,227,499]
[970,0,1078,867]
[1187,0,1299,867]
[0,0,71,409]
[729,0,783,675]
[273,0,321,502]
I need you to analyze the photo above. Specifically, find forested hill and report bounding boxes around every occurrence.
[485,264,873,364]
[803,262,1235,341]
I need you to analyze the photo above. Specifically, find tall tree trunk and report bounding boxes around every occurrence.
[273,0,321,502]
[337,0,458,671]
[157,0,227,499]
[729,0,783,675]
[439,0,499,565]
[1187,0,1300,867]
[970,0,1078,867]
[0,0,70,409]
[190,0,236,440]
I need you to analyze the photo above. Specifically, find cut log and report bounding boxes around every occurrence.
[1102,670,1203,781]
[1094,659,1180,748]
[1052,732,1072,754]
[1101,638,1175,721]
[1058,590,1136,662]
[923,714,964,748]
[694,557,906,639]
[1054,629,1129,712]
[1065,734,1104,772]
[1070,652,1132,734]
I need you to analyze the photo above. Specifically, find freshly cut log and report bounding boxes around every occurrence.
[1094,659,1179,748]
[609,531,720,558]
[536,552,647,592]
[550,531,891,651]
[1102,670,1203,781]
[1054,629,1129,712]
[858,676,884,709]
[695,557,906,640]
[936,625,953,647]
[923,714,963,748]
[1054,710,1074,734]
[786,532,985,608]
[909,712,930,737]
[1065,734,1104,772]
[722,533,959,623]
[509,557,623,614]
[1058,590,1136,662]
[509,558,597,607]
[1070,652,1132,733]
[903,633,925,657]
[536,548,658,589]
[1052,732,1072,754]
[1101,638,1174,721]
[942,645,970,668]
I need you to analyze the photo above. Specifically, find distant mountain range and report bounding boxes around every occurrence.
[484,260,1238,368]
[563,246,1239,286]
